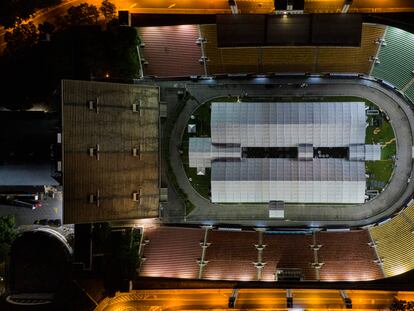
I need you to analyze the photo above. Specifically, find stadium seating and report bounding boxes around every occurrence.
[139,226,390,282]
[200,23,383,75]
[203,230,259,281]
[138,25,204,77]
[369,204,414,277]
[372,26,414,89]
[316,230,384,281]
[199,24,262,74]
[137,23,383,76]
[262,47,314,73]
[316,24,385,73]
[139,226,203,279]
[405,84,414,103]
[304,0,343,13]
[263,233,315,281]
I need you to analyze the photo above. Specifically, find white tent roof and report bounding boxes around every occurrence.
[211,102,366,147]
[189,137,212,168]
[189,137,241,168]
[211,158,365,203]
[365,144,381,161]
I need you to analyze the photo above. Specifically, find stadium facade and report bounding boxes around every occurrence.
[189,102,380,204]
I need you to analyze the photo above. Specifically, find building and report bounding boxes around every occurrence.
[189,102,380,204]
[0,111,60,186]
[61,80,160,224]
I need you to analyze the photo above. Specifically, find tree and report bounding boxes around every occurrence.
[0,0,62,29]
[38,21,55,41]
[0,215,17,262]
[391,298,414,311]
[38,21,55,35]
[4,22,39,54]
[61,3,100,27]
[106,26,141,78]
[100,0,116,20]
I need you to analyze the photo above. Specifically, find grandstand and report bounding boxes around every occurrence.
[261,47,314,73]
[200,23,383,74]
[263,233,315,281]
[369,202,414,278]
[136,23,383,76]
[316,231,384,281]
[316,24,384,72]
[406,84,414,103]
[371,26,414,90]
[203,230,258,281]
[138,25,204,77]
[139,227,384,282]
[139,227,203,279]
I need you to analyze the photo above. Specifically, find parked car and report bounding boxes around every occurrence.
[0,196,41,209]
[33,219,61,226]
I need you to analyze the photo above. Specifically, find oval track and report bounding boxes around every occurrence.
[167,76,414,227]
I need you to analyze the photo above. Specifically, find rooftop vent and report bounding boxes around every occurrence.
[132,100,142,115]
[88,144,100,160]
[89,190,100,207]
[132,190,142,203]
[132,146,141,158]
[87,98,99,113]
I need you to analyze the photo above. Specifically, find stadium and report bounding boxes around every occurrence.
[91,6,414,307]
[9,1,414,310]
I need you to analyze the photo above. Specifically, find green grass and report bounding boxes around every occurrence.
[363,102,396,189]
[366,117,395,143]
[185,168,211,199]
[366,160,394,191]
[382,142,396,161]
[365,111,396,161]
[191,103,211,137]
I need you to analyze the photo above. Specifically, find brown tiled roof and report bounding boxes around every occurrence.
[62,80,159,224]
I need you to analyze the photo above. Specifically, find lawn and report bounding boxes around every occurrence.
[366,160,394,191]
[363,101,396,191]
[366,115,396,160]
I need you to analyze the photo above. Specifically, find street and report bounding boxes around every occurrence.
[3,0,414,52]
[0,192,62,227]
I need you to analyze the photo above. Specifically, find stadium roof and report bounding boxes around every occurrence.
[62,80,160,224]
[211,158,366,203]
[211,102,366,147]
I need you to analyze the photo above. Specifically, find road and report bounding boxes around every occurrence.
[0,192,62,226]
[3,0,414,52]
[0,0,231,53]
[94,288,414,311]
[0,0,115,53]
[163,76,414,227]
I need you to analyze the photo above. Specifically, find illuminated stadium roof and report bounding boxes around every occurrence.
[211,102,366,147]
[211,158,366,203]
